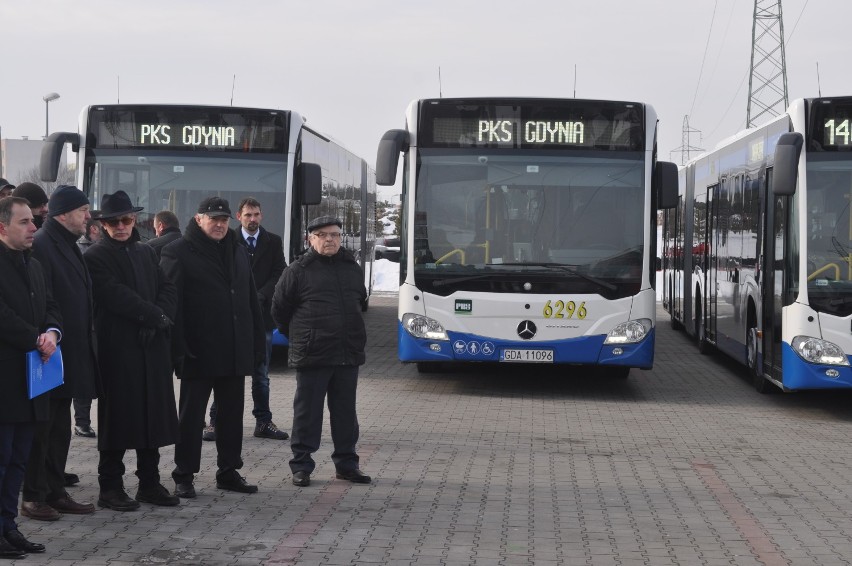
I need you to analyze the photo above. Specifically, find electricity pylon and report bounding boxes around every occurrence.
[670,115,704,166]
[746,0,788,128]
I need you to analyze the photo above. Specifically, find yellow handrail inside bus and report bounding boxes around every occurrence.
[436,248,465,265]
[808,263,841,282]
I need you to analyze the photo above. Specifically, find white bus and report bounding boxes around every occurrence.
[663,97,852,392]
[40,104,377,344]
[377,97,677,374]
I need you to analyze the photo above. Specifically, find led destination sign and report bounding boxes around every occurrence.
[809,98,852,151]
[89,106,288,153]
[421,99,644,150]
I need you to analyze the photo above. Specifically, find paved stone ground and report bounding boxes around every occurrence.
[13,294,852,565]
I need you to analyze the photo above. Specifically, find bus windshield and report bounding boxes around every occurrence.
[83,150,288,239]
[806,154,852,316]
[412,148,645,298]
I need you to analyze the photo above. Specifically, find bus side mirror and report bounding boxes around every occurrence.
[299,162,322,205]
[773,132,803,196]
[654,161,678,209]
[40,132,80,182]
[376,129,408,186]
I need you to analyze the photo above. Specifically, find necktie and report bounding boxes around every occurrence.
[247,236,256,249]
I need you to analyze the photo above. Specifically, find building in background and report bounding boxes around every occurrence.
[0,138,69,186]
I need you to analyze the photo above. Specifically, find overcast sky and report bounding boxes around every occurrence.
[0,0,844,200]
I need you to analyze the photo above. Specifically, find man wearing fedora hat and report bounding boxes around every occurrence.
[84,191,181,510]
[23,185,99,521]
[161,196,266,497]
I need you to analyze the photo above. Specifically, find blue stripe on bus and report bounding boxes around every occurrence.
[781,343,852,390]
[398,322,654,368]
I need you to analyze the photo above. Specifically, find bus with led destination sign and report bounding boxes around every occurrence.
[663,96,852,392]
[41,103,378,346]
[377,97,677,375]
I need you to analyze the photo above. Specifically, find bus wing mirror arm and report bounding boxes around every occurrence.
[376,129,409,186]
[654,161,678,209]
[773,132,804,196]
[40,132,80,182]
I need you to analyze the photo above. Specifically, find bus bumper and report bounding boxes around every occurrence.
[398,322,655,368]
[781,343,852,390]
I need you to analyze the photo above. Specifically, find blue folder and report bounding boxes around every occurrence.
[27,344,64,399]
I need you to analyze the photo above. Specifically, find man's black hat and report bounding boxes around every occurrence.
[47,185,90,217]
[307,215,343,232]
[197,196,232,218]
[92,190,144,219]
[12,182,49,208]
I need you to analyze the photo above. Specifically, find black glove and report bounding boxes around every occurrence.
[155,313,173,330]
[138,327,156,346]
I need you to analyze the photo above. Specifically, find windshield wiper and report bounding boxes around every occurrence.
[512,262,618,292]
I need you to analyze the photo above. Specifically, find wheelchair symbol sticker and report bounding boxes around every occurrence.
[481,342,495,356]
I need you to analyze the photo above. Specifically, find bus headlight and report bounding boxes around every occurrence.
[791,336,850,366]
[402,313,449,341]
[604,319,652,345]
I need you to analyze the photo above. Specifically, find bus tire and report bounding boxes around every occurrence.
[606,367,630,379]
[416,362,445,373]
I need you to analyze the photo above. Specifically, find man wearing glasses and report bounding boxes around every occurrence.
[161,196,265,497]
[272,216,370,487]
[84,191,180,511]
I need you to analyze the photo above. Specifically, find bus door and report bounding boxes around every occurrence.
[706,184,719,345]
[760,169,785,379]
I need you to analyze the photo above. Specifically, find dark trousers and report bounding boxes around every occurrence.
[73,398,93,427]
[0,423,35,535]
[289,365,360,475]
[209,330,274,425]
[23,396,71,503]
[98,448,161,492]
[173,376,245,483]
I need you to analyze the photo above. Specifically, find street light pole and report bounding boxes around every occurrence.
[43,92,60,139]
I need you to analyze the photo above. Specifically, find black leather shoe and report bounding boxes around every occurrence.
[254,421,289,440]
[335,469,372,484]
[202,424,216,441]
[5,529,45,553]
[216,472,258,494]
[0,536,26,558]
[292,471,311,487]
[74,424,96,438]
[98,489,140,511]
[174,481,196,499]
[64,472,80,486]
[136,484,180,506]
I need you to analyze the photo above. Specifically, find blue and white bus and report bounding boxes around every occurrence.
[377,97,677,375]
[40,104,377,345]
[663,97,852,392]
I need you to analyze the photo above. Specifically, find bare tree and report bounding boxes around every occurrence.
[16,164,76,194]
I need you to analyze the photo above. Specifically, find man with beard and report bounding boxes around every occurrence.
[161,196,265,497]
[22,185,98,521]
[84,191,180,511]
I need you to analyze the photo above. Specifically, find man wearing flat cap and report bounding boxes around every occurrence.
[160,196,265,497]
[272,215,371,487]
[84,191,180,511]
[23,185,99,520]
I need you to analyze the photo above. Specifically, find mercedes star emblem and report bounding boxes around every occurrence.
[517,320,537,340]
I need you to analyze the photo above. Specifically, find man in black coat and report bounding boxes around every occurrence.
[147,210,181,257]
[23,185,99,520]
[205,197,288,442]
[85,191,181,511]
[161,196,265,498]
[272,216,371,488]
[0,197,59,557]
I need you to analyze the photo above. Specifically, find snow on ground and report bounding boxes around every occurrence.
[372,258,400,292]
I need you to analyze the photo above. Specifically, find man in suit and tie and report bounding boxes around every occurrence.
[203,197,288,442]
